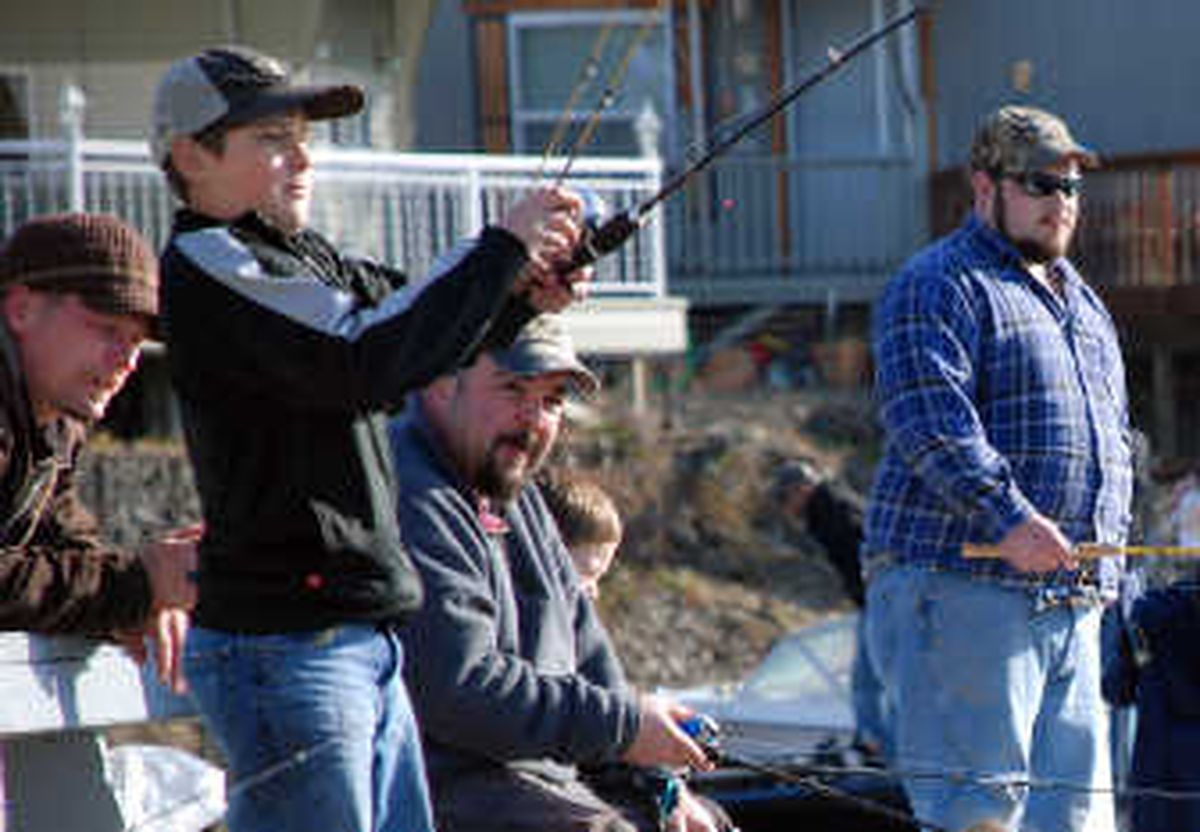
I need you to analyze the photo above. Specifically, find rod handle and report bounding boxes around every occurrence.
[961,543,1002,559]
[961,543,1107,559]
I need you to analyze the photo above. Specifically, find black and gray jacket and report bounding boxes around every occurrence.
[161,210,534,633]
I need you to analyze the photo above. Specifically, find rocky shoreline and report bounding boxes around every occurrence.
[80,391,871,690]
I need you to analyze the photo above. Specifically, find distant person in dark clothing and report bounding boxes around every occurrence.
[1104,577,1200,832]
[778,459,865,604]
[776,460,887,757]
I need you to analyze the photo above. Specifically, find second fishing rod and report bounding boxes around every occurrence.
[556,3,927,276]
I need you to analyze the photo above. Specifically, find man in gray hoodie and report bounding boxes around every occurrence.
[391,315,727,832]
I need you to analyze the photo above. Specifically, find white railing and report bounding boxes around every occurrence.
[0,135,928,306]
[662,154,924,304]
[0,139,666,297]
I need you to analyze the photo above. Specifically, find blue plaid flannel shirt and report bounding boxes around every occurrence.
[863,214,1133,598]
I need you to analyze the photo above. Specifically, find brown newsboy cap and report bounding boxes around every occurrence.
[0,213,158,322]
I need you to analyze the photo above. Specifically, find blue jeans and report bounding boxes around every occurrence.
[865,566,1114,832]
[184,624,434,832]
[851,612,891,758]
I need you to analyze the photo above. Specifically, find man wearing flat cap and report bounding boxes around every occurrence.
[0,213,196,676]
[152,44,595,832]
[390,316,732,832]
[862,105,1131,830]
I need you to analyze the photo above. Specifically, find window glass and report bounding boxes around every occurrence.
[511,12,669,157]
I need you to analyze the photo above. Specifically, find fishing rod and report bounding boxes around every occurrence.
[536,22,615,180]
[547,3,664,187]
[717,753,928,830]
[678,716,945,832]
[557,3,927,275]
[963,542,1200,559]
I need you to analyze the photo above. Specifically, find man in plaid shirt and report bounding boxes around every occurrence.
[862,105,1133,832]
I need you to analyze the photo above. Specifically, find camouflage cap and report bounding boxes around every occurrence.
[489,314,600,397]
[969,105,1098,176]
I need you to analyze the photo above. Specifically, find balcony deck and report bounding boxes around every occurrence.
[664,154,925,306]
[0,140,687,356]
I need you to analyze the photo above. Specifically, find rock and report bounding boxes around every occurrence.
[76,391,875,691]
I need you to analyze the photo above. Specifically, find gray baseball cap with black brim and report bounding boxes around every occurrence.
[489,315,600,397]
[151,45,364,167]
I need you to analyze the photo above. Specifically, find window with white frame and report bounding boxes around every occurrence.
[508,10,672,159]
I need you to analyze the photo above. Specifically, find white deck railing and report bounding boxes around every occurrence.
[0,139,666,297]
[663,154,924,304]
[0,134,930,309]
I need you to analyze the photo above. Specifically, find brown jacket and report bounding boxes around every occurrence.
[0,322,151,634]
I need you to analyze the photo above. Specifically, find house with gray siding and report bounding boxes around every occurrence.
[0,0,685,433]
[423,0,1200,458]
[1,0,1199,455]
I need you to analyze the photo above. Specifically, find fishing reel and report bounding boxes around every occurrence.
[556,186,642,276]
[677,713,723,763]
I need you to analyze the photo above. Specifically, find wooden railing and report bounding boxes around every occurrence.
[1076,153,1200,290]
[931,152,1200,291]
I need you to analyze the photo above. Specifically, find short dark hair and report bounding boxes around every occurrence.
[538,469,622,548]
[162,121,229,202]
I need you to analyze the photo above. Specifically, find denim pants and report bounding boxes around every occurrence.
[865,566,1114,832]
[184,624,435,832]
[851,612,892,758]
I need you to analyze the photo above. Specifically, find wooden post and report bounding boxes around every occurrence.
[474,18,511,153]
[631,356,647,415]
[1154,168,1175,285]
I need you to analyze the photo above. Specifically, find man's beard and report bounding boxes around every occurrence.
[475,430,544,503]
[996,192,1070,264]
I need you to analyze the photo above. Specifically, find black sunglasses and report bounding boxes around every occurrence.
[1007,171,1084,199]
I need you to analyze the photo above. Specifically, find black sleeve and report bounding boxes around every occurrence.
[164,226,531,412]
[806,482,866,606]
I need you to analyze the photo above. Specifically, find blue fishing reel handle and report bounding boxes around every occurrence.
[677,714,722,761]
